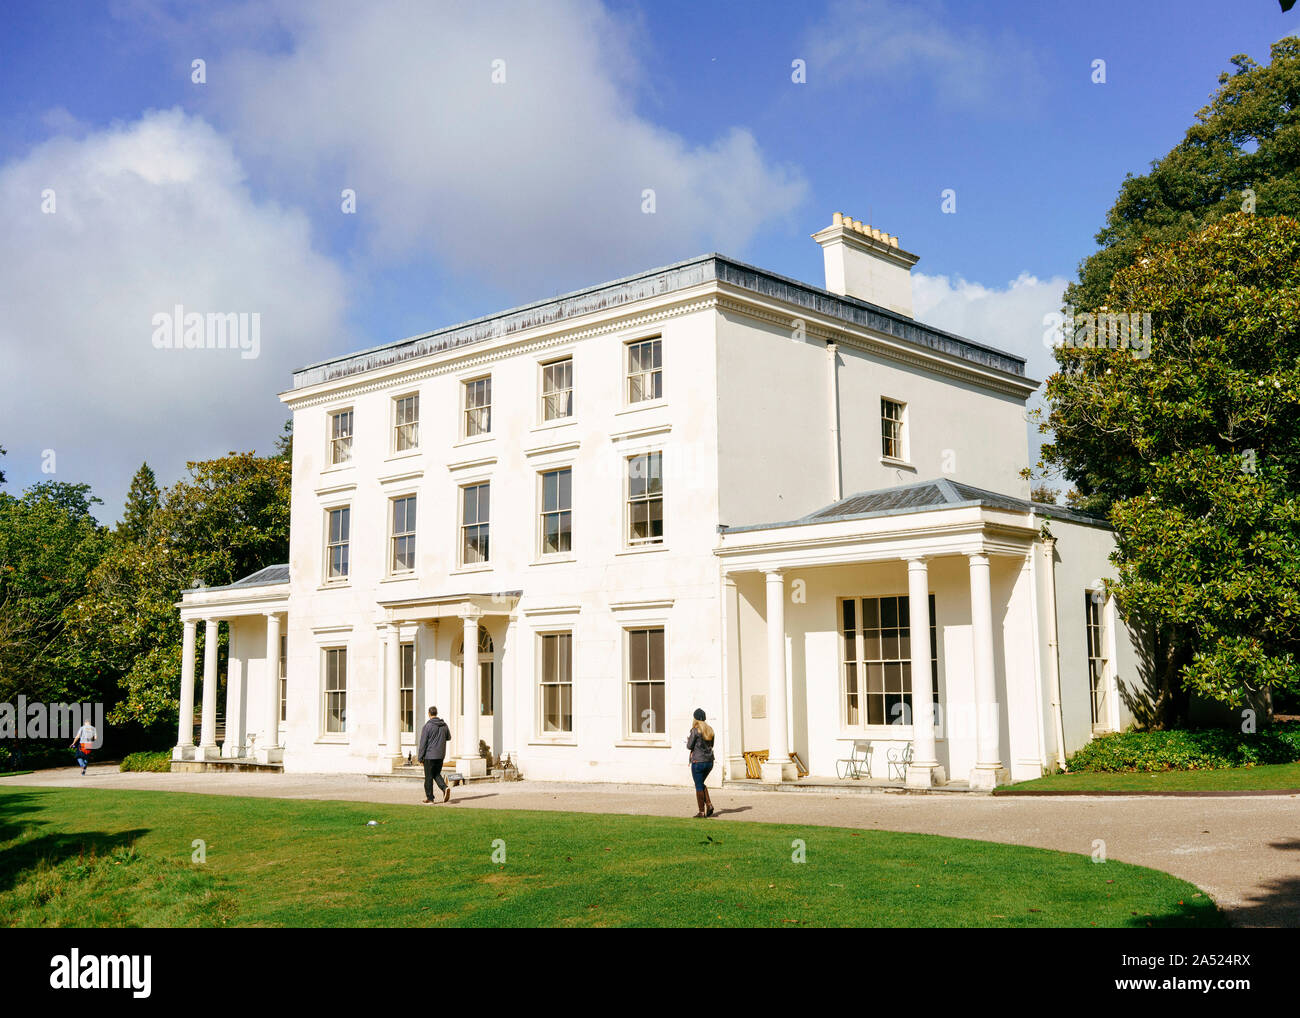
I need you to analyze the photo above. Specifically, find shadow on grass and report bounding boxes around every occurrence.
[0,789,150,895]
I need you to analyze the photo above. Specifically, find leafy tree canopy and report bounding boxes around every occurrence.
[1068,39,1300,311]
[1045,214,1300,710]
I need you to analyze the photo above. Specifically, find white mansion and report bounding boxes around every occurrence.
[173,213,1139,789]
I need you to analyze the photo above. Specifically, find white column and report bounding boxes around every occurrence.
[968,553,1005,788]
[761,570,796,782]
[456,611,487,776]
[198,618,220,760]
[384,622,402,767]
[906,558,945,787]
[259,612,284,763]
[174,618,198,759]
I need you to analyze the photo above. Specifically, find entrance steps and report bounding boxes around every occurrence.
[723,776,983,795]
[170,758,284,774]
[366,764,520,786]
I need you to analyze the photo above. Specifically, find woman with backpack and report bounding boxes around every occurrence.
[686,708,716,818]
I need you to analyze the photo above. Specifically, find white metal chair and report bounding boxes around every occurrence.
[887,743,913,781]
[836,740,872,779]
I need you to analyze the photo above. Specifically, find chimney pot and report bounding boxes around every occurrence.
[811,211,918,317]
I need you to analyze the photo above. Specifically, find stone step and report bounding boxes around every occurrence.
[366,766,518,785]
[170,759,284,774]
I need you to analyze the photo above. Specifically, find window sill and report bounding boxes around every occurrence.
[379,573,417,584]
[314,736,349,745]
[837,728,946,740]
[453,433,494,450]
[615,398,667,416]
[528,737,577,747]
[384,449,422,464]
[615,544,668,557]
[530,554,576,567]
[317,581,351,591]
[320,462,356,475]
[450,563,493,575]
[530,417,577,434]
[880,456,916,471]
[614,738,671,749]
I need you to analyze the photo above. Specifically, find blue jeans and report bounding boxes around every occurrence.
[691,760,713,791]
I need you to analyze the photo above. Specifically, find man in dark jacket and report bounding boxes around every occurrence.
[417,707,452,803]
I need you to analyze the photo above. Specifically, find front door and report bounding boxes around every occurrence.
[456,625,497,762]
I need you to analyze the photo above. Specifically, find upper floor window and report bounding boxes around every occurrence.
[390,495,417,573]
[627,452,663,547]
[541,358,573,421]
[881,398,905,460]
[464,377,492,438]
[330,409,354,465]
[540,468,573,556]
[460,482,491,566]
[626,338,662,404]
[393,394,419,452]
[326,507,351,580]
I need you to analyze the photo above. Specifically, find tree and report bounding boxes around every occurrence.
[1068,39,1300,313]
[66,450,291,731]
[274,418,293,463]
[1044,214,1300,717]
[119,463,160,544]
[0,445,7,486]
[0,483,109,706]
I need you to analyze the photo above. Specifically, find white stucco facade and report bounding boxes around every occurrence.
[174,215,1139,787]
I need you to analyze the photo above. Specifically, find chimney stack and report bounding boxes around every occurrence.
[812,211,919,318]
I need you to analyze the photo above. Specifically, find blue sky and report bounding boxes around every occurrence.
[1,0,1295,518]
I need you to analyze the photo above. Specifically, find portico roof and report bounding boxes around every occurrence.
[376,590,524,622]
[176,564,290,619]
[720,479,1107,534]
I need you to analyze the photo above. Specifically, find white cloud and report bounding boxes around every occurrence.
[804,0,1046,115]
[200,0,807,290]
[912,270,1069,480]
[0,108,348,517]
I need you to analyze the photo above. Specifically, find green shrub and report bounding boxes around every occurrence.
[1067,725,1300,773]
[119,751,173,773]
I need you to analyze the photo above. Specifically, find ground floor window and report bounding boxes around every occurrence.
[279,632,288,723]
[1086,593,1107,726]
[539,631,573,734]
[400,642,415,733]
[627,627,665,735]
[323,647,347,733]
[839,595,939,728]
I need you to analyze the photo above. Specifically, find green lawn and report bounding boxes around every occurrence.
[0,786,1223,928]
[1002,761,1300,794]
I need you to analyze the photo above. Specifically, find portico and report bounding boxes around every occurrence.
[376,590,521,777]
[173,566,290,765]
[716,480,1099,788]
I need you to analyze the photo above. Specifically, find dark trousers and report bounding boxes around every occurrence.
[423,758,447,798]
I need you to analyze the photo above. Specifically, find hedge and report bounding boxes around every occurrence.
[119,751,173,773]
[1066,725,1300,773]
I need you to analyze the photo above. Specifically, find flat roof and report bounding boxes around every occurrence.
[291,254,1030,390]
